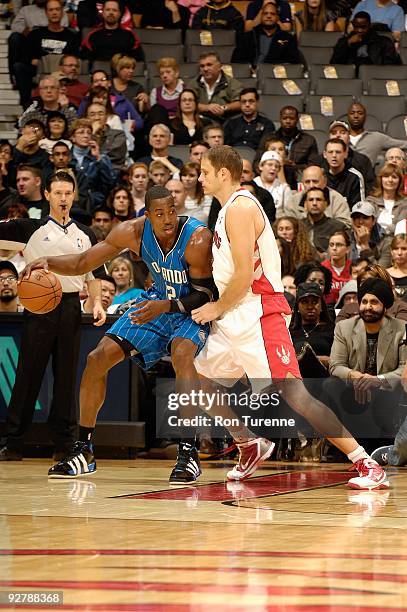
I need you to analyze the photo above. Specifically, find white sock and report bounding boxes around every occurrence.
[347,445,369,463]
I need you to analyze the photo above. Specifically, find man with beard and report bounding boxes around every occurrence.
[0,261,19,313]
[325,277,406,454]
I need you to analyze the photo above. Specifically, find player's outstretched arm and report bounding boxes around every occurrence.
[192,199,256,324]
[21,220,142,279]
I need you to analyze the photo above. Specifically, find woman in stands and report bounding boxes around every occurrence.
[111,54,150,114]
[150,57,184,121]
[128,163,149,217]
[273,216,317,274]
[368,162,407,236]
[386,234,407,299]
[107,186,135,224]
[39,112,71,154]
[108,256,143,306]
[321,229,352,305]
[294,0,337,35]
[180,161,212,224]
[171,89,203,145]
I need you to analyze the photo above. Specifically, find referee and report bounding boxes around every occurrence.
[0,170,106,461]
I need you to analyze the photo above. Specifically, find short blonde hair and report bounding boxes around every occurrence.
[108,256,134,287]
[156,57,179,72]
[111,53,136,77]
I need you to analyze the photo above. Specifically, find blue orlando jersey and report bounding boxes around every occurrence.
[141,216,204,300]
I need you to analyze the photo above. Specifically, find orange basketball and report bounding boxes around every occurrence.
[18,269,62,314]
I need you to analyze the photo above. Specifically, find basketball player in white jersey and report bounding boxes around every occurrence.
[192,145,389,491]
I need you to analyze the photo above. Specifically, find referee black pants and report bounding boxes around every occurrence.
[5,293,81,453]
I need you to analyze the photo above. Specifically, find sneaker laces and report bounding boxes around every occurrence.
[348,457,378,473]
[64,441,90,461]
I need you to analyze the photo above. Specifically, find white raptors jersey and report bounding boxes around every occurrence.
[212,188,284,299]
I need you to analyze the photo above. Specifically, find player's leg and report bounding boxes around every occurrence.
[48,336,126,478]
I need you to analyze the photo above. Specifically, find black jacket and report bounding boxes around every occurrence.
[255,127,318,172]
[311,149,375,195]
[325,163,365,208]
[232,25,300,65]
[330,30,401,66]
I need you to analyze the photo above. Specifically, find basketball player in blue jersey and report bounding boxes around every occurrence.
[23,186,214,483]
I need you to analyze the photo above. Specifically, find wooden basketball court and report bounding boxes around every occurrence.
[0,459,406,610]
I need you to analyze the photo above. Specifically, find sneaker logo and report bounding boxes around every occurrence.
[276,345,290,365]
[186,460,200,478]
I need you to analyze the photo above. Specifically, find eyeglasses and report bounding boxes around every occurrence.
[0,275,17,284]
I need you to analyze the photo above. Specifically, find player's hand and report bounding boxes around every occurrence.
[128,299,169,324]
[191,302,222,324]
[92,302,106,326]
[20,257,50,282]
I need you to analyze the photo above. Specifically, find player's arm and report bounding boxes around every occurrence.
[170,226,214,314]
[192,199,256,324]
[21,220,143,278]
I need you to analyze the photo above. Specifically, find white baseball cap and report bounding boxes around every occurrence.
[260,151,282,165]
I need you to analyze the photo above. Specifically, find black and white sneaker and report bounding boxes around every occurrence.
[169,442,201,485]
[48,441,96,479]
[370,446,391,466]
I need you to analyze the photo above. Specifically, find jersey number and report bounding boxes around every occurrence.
[166,285,176,299]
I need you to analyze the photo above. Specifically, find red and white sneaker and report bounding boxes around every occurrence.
[226,438,275,481]
[347,458,390,490]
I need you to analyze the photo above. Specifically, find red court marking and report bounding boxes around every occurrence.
[115,470,349,501]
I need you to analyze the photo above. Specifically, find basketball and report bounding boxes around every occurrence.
[18,269,62,314]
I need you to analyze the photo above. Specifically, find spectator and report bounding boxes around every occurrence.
[285,165,351,227]
[171,89,204,145]
[77,0,133,30]
[128,162,149,217]
[131,0,190,29]
[70,118,117,209]
[12,119,49,172]
[149,160,172,186]
[233,3,300,65]
[137,124,183,172]
[19,76,77,129]
[0,172,19,219]
[254,151,292,213]
[180,161,212,224]
[39,111,71,154]
[259,136,298,189]
[84,103,127,170]
[241,158,255,182]
[107,185,134,223]
[323,138,365,208]
[192,0,244,33]
[351,258,370,279]
[385,148,407,196]
[386,234,407,298]
[335,279,358,311]
[223,88,275,150]
[52,55,88,107]
[108,255,143,304]
[203,123,224,148]
[245,0,292,32]
[347,102,407,166]
[187,51,242,122]
[166,178,187,214]
[350,200,392,267]
[42,140,72,183]
[178,0,206,26]
[294,260,333,304]
[367,163,407,236]
[273,215,317,274]
[314,120,375,195]
[282,273,297,297]
[83,273,116,314]
[331,11,401,66]
[302,186,346,254]
[80,84,142,132]
[326,278,406,453]
[321,229,352,305]
[81,0,144,62]
[189,140,209,164]
[350,0,404,41]
[13,165,48,219]
[91,205,114,235]
[256,106,318,174]
[111,53,149,115]
[295,0,337,35]
[0,261,20,313]
[150,57,184,122]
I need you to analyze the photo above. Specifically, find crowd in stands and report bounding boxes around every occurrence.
[1,0,407,461]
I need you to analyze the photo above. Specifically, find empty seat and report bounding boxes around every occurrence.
[315,78,363,98]
[188,44,233,63]
[185,30,236,48]
[299,113,331,131]
[234,146,256,163]
[169,145,190,163]
[303,129,327,153]
[359,65,407,91]
[309,64,355,91]
[367,79,407,96]
[257,64,304,79]
[338,113,382,132]
[299,31,342,47]
[385,114,407,139]
[134,28,182,45]
[307,95,355,118]
[262,78,309,96]
[400,31,407,47]
[300,47,334,67]
[259,94,304,121]
[143,45,184,64]
[360,95,405,125]
[38,55,64,75]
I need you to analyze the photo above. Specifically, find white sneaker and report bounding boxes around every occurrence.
[347,458,390,490]
[227,438,274,481]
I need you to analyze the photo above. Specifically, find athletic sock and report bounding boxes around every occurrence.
[347,445,369,463]
[79,426,94,443]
